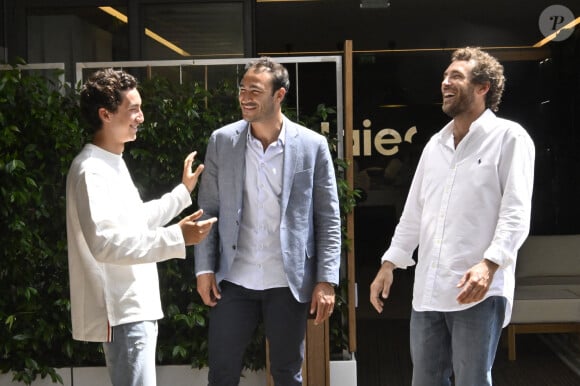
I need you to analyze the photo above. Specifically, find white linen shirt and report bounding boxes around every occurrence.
[225,124,289,290]
[381,109,535,326]
[66,144,192,342]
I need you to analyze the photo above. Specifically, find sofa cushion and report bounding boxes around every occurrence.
[517,276,580,286]
[516,235,580,278]
[511,285,580,323]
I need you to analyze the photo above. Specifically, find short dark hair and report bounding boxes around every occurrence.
[244,57,290,96]
[451,47,505,112]
[80,68,138,133]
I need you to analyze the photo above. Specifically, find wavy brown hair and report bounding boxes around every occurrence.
[80,68,138,134]
[451,47,505,112]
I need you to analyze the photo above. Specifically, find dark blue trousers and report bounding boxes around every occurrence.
[207,281,309,386]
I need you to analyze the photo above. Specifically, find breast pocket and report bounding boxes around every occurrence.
[287,168,314,228]
[291,168,314,202]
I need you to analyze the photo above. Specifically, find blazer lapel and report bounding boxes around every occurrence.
[231,122,248,208]
[281,118,299,217]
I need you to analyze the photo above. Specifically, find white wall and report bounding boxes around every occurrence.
[0,367,266,386]
[0,360,357,386]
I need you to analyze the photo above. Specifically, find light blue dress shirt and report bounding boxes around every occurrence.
[225,123,289,290]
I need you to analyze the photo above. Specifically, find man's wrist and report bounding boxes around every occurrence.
[483,258,499,273]
[381,260,396,271]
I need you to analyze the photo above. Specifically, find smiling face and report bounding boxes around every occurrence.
[97,87,144,154]
[238,68,285,124]
[111,88,144,143]
[441,59,489,119]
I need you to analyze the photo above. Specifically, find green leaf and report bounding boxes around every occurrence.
[5,159,25,173]
[5,315,16,330]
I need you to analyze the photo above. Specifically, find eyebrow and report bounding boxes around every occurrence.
[239,83,266,91]
[443,69,465,77]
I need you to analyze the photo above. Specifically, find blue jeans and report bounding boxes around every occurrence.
[410,296,506,386]
[102,320,158,386]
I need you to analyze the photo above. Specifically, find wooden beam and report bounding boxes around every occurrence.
[343,39,357,353]
[507,322,580,360]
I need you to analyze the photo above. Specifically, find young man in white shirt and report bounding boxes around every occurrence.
[66,68,216,386]
[370,47,535,386]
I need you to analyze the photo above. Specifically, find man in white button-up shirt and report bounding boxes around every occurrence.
[370,48,535,385]
[66,68,216,386]
[195,57,341,386]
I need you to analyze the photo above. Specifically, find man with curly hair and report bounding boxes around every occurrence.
[66,68,216,386]
[370,47,535,385]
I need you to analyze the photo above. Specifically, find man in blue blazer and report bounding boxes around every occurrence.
[194,57,341,386]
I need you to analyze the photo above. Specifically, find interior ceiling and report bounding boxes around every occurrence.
[142,3,244,56]
[52,1,579,57]
[254,0,579,53]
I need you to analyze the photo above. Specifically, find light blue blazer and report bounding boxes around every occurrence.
[194,116,341,303]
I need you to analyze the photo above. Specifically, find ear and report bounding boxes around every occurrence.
[275,87,286,103]
[477,81,491,96]
[98,107,111,123]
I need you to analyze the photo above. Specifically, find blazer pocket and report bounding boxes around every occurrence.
[291,168,314,200]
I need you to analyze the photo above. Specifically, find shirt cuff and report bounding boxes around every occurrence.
[173,183,193,207]
[380,246,416,269]
[483,244,513,268]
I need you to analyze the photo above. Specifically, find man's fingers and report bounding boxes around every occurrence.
[370,296,384,313]
[211,284,222,301]
[457,279,485,304]
[196,274,220,306]
[184,151,195,169]
[198,217,218,226]
[313,303,333,325]
[187,209,203,221]
[192,163,204,177]
[456,274,468,288]
[370,279,389,313]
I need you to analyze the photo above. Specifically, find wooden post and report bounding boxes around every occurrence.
[266,318,330,386]
[343,39,357,353]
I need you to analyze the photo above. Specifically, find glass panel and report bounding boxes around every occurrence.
[142,3,244,59]
[0,0,5,63]
[27,6,129,83]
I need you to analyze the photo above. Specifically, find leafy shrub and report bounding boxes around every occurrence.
[0,67,95,384]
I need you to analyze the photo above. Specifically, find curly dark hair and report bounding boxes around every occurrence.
[244,56,290,97]
[451,47,505,112]
[80,68,138,134]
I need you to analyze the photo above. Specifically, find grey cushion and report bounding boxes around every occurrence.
[512,235,580,324]
[516,235,580,278]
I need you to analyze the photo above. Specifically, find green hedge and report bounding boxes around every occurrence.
[0,68,354,384]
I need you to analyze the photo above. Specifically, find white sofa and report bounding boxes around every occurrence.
[507,234,580,360]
